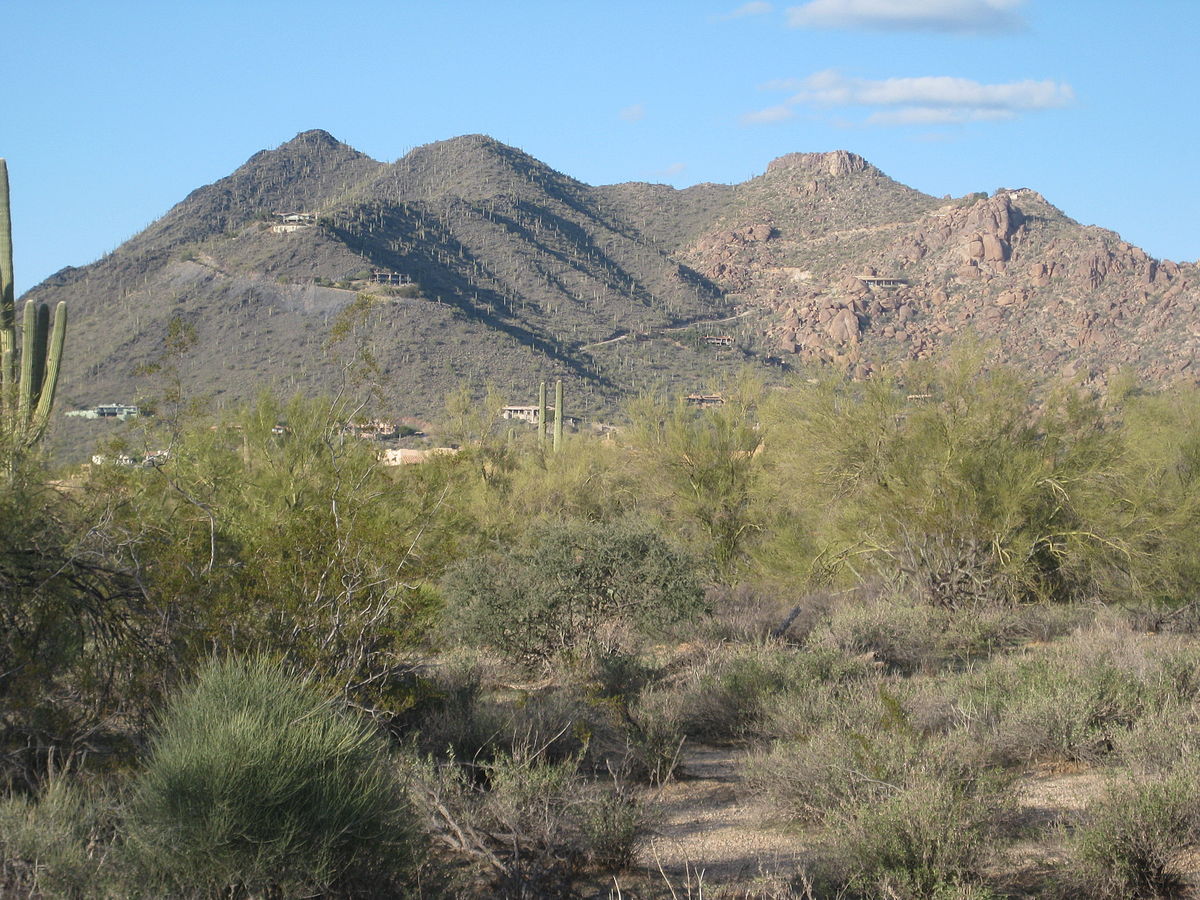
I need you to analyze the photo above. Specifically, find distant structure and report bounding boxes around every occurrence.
[342,420,399,440]
[370,269,412,285]
[859,275,908,289]
[381,447,459,466]
[66,403,140,420]
[90,449,168,467]
[702,335,734,348]
[685,393,725,408]
[271,213,316,234]
[502,405,553,425]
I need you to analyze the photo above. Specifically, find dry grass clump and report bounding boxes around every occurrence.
[409,745,643,896]
[0,776,119,897]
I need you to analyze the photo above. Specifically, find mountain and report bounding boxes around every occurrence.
[24,131,1200,448]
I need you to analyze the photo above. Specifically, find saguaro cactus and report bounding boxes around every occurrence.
[538,381,547,445]
[553,380,563,453]
[1,159,68,451]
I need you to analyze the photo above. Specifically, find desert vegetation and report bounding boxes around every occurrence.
[8,349,1200,897]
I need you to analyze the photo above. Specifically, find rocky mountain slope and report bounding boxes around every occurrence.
[24,130,1199,436]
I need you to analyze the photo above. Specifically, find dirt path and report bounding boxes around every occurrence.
[635,743,811,890]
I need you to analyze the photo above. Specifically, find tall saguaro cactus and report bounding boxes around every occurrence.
[553,380,563,453]
[538,381,547,446]
[1,159,68,451]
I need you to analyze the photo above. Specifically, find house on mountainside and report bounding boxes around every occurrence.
[502,405,552,425]
[270,213,316,234]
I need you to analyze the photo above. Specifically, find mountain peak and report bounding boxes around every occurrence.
[280,129,346,151]
[766,150,877,178]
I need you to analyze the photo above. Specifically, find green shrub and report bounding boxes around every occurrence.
[442,518,705,664]
[836,779,1001,899]
[1070,775,1199,899]
[125,656,422,896]
[0,775,118,897]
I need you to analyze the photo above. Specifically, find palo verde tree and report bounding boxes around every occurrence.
[628,373,765,582]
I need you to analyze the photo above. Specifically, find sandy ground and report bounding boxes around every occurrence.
[632,743,813,895]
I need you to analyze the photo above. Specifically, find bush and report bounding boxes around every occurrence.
[1070,775,1199,899]
[836,779,1001,899]
[124,656,423,896]
[442,518,705,664]
[0,775,118,897]
[966,624,1200,766]
[0,461,151,789]
[410,749,642,895]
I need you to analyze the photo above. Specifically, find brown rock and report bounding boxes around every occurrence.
[826,307,860,344]
[982,234,1008,263]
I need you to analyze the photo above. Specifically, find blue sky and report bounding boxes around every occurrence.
[4,0,1197,293]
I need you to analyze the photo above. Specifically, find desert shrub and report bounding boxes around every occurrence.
[749,693,1009,898]
[0,458,158,788]
[699,581,821,644]
[748,693,1008,826]
[406,657,510,765]
[835,779,1002,899]
[484,751,642,878]
[442,518,705,664]
[807,594,939,674]
[963,625,1200,766]
[663,641,884,747]
[1111,703,1200,777]
[411,749,642,895]
[623,687,688,785]
[670,645,841,741]
[1069,774,1200,899]
[0,775,118,897]
[124,656,422,897]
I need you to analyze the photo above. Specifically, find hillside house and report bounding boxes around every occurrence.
[271,213,316,234]
[502,405,553,425]
[66,403,141,420]
[702,335,735,348]
[860,275,908,289]
[371,270,412,285]
[685,393,725,408]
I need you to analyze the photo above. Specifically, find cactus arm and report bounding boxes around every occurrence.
[26,302,66,445]
[1,159,14,390]
[0,159,14,333]
[538,381,547,444]
[553,380,563,453]
[17,299,37,427]
[30,301,49,401]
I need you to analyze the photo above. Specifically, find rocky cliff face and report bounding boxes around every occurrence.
[680,160,1197,386]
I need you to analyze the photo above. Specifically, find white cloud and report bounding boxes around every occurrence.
[741,104,797,125]
[720,1,775,19]
[744,68,1074,127]
[797,70,1074,110]
[866,106,1017,125]
[619,103,646,123]
[786,0,1027,34]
